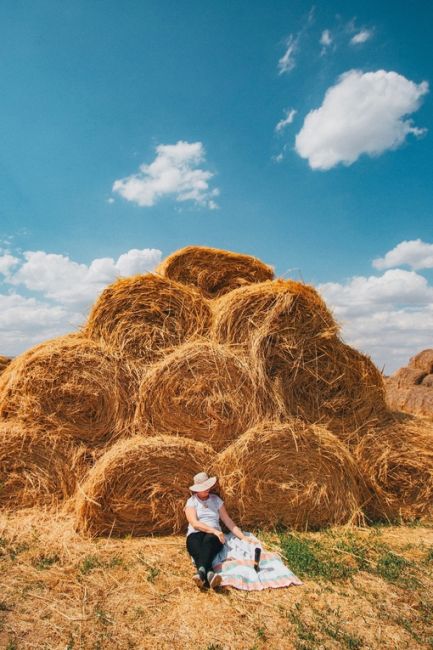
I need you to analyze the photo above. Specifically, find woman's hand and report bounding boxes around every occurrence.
[214,530,225,544]
[241,536,257,545]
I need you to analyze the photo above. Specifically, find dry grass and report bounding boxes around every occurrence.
[134,341,266,451]
[0,335,132,447]
[0,355,12,376]
[213,419,365,530]
[75,435,214,536]
[1,508,432,649]
[156,245,275,299]
[84,273,211,365]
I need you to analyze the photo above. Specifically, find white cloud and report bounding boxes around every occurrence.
[351,29,372,45]
[0,253,19,277]
[278,35,298,74]
[318,269,433,373]
[295,70,428,170]
[112,141,219,209]
[275,108,297,133]
[373,239,433,271]
[320,29,332,47]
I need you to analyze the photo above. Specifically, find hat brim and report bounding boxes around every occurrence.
[189,476,217,492]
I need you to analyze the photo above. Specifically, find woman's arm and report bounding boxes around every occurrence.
[184,506,224,541]
[219,504,255,543]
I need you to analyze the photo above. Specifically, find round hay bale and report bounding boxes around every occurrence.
[76,435,214,536]
[408,349,433,374]
[156,245,274,299]
[355,414,433,522]
[84,273,211,365]
[0,422,86,509]
[385,384,433,419]
[0,335,131,447]
[276,339,388,439]
[212,280,338,376]
[421,374,433,387]
[389,366,426,388]
[0,355,12,376]
[134,341,265,451]
[213,419,364,530]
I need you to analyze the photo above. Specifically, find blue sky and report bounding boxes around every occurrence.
[1,0,432,371]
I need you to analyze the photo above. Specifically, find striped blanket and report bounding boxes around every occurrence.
[211,533,303,591]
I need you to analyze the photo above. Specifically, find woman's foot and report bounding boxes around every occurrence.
[207,570,222,589]
[192,572,205,588]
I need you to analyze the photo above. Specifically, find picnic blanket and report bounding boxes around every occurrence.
[211,533,303,591]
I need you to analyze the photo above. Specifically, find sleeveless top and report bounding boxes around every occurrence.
[185,493,224,536]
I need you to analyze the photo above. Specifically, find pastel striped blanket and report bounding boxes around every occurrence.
[212,533,303,591]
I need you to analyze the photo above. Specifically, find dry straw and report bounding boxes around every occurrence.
[0,335,131,447]
[0,421,87,509]
[76,435,214,536]
[0,355,12,376]
[355,413,433,522]
[213,419,364,530]
[84,273,211,365]
[134,341,265,451]
[156,245,274,299]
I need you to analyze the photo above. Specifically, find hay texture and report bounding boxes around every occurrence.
[0,422,85,509]
[156,245,274,299]
[134,341,264,451]
[76,435,214,536]
[0,355,12,376]
[409,349,433,374]
[84,273,211,365]
[0,335,130,447]
[355,414,433,522]
[213,419,363,530]
[386,384,433,419]
[212,279,338,375]
[276,339,388,439]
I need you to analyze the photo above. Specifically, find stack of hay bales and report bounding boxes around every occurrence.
[386,350,433,417]
[1,245,432,534]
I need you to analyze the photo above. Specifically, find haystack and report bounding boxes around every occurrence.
[409,349,433,374]
[84,273,211,365]
[212,279,338,376]
[156,245,274,299]
[134,341,265,451]
[0,335,130,446]
[276,339,388,440]
[213,419,364,530]
[385,384,433,419]
[76,435,214,536]
[0,422,86,509]
[0,355,12,375]
[355,414,433,522]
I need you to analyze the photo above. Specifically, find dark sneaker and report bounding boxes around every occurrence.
[192,573,205,589]
[207,570,222,589]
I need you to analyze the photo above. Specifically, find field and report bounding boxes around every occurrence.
[1,509,433,650]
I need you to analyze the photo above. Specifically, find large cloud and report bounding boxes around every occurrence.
[373,239,433,271]
[113,141,219,209]
[295,70,428,170]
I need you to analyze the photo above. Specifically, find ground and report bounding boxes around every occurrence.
[1,509,433,649]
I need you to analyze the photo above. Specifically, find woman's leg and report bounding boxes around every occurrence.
[186,532,206,572]
[198,533,223,575]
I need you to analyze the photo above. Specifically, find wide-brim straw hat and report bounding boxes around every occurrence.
[189,472,217,492]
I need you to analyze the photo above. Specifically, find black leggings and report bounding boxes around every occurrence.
[186,532,223,574]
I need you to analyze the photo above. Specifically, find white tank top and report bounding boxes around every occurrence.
[185,494,224,536]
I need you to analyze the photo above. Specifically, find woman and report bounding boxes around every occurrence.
[184,471,255,589]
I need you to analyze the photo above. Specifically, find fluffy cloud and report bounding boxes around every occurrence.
[320,29,332,47]
[0,247,162,356]
[275,108,297,133]
[113,141,219,209]
[319,268,433,372]
[295,70,428,170]
[277,35,298,74]
[373,239,433,271]
[350,29,372,45]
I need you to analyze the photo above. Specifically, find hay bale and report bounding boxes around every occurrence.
[134,341,265,451]
[213,419,364,530]
[0,355,12,376]
[0,422,86,509]
[389,366,426,388]
[421,374,433,387]
[275,339,388,440]
[156,245,274,299]
[385,384,433,418]
[355,414,433,522]
[84,273,211,365]
[409,349,433,374]
[212,279,338,376]
[0,335,131,447]
[76,435,214,536]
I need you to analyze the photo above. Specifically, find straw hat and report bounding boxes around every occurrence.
[189,472,217,492]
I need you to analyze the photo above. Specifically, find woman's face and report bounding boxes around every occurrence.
[196,489,210,499]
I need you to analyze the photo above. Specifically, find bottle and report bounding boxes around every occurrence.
[254,547,261,572]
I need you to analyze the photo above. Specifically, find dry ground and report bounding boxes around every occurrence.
[1,509,433,650]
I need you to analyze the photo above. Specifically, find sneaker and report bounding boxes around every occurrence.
[192,573,205,589]
[207,570,222,589]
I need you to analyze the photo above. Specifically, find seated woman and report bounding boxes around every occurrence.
[184,471,255,589]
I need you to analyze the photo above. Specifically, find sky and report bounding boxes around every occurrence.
[0,0,432,372]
